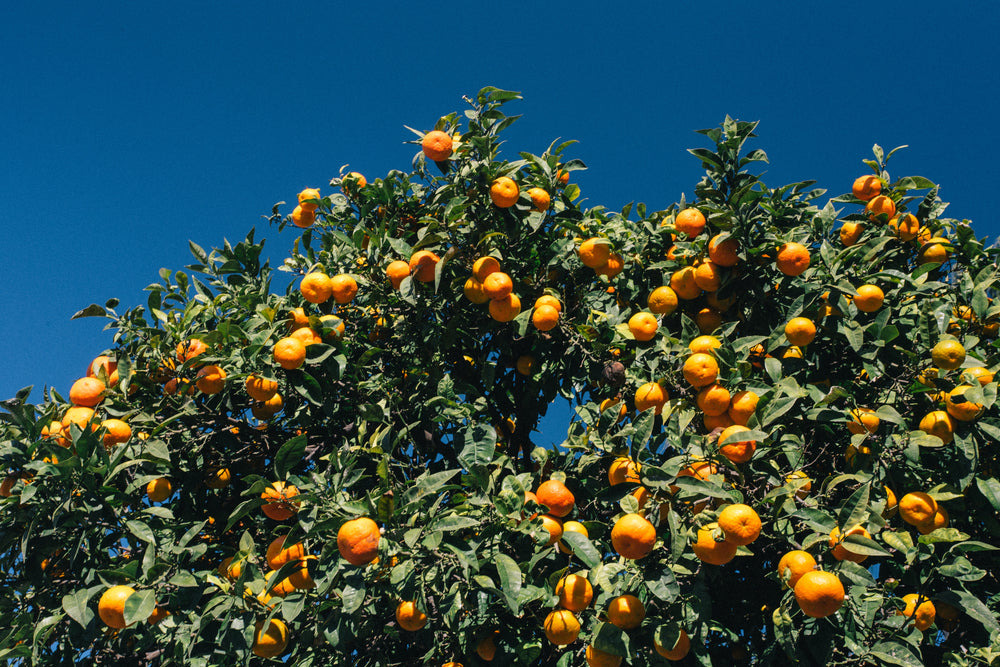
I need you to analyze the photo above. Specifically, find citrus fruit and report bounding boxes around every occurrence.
[490,177,519,208]
[718,425,757,464]
[930,339,965,370]
[854,284,884,312]
[337,517,381,566]
[555,573,593,612]
[611,513,656,559]
[794,570,845,618]
[606,593,645,629]
[608,457,641,486]
[717,504,761,545]
[777,550,816,588]
[647,286,679,314]
[775,242,810,276]
[195,365,226,394]
[409,250,440,283]
[543,609,580,645]
[578,238,611,269]
[386,260,410,289]
[273,337,307,370]
[300,272,332,303]
[330,274,358,304]
[898,593,936,631]
[69,377,106,407]
[628,312,658,341]
[252,619,289,658]
[634,382,668,414]
[396,600,428,631]
[708,234,739,266]
[692,527,738,565]
[865,195,896,220]
[421,130,453,161]
[675,208,706,237]
[683,352,719,388]
[829,524,871,563]
[261,481,300,521]
[536,479,574,517]
[852,175,881,201]
[98,585,136,629]
[654,629,690,661]
[899,492,938,527]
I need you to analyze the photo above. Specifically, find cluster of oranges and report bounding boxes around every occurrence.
[462,256,521,323]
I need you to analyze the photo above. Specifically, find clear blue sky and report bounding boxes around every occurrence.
[3,3,999,425]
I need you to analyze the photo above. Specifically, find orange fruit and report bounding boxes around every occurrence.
[865,195,896,220]
[482,272,513,300]
[670,266,701,300]
[647,286,679,315]
[290,326,321,347]
[599,398,628,423]
[543,608,580,645]
[330,274,359,304]
[409,250,441,283]
[777,550,816,588]
[386,260,411,289]
[472,256,501,282]
[297,187,321,211]
[87,355,119,386]
[917,506,949,534]
[291,205,315,228]
[697,383,731,416]
[675,208,706,237]
[608,457,641,486]
[852,175,881,201]
[539,514,563,546]
[195,365,226,394]
[318,315,345,342]
[579,238,611,269]
[273,337,307,370]
[287,307,310,330]
[611,513,656,559]
[785,470,812,499]
[718,425,756,464]
[69,376,106,407]
[536,479,575,517]
[205,467,231,490]
[717,504,761,545]
[534,294,562,312]
[794,570,845,618]
[884,487,898,514]
[515,355,535,376]
[776,242,811,276]
[421,130,453,161]
[342,171,367,194]
[846,408,880,435]
[595,253,624,278]
[266,534,306,570]
[252,618,289,658]
[829,524,871,563]
[784,317,816,347]
[930,339,965,370]
[708,234,739,266]
[489,294,521,322]
[839,221,863,246]
[461,277,487,304]
[899,492,938,527]
[146,477,172,503]
[261,481,300,521]
[854,284,884,313]
[61,406,96,433]
[683,352,719,388]
[555,573,593,612]
[888,213,919,241]
[556,168,570,185]
[628,312,658,341]
[898,593,936,631]
[176,338,208,363]
[694,261,722,292]
[654,629,691,661]
[476,633,499,661]
[585,645,622,667]
[695,307,723,334]
[606,594,645,629]
[692,527,738,565]
[100,419,132,448]
[919,410,954,444]
[962,367,993,386]
[98,585,136,629]
[728,390,759,426]
[147,606,170,625]
[41,420,68,447]
[218,556,243,581]
[919,236,951,264]
[337,517,381,566]
[946,384,984,422]
[490,177,519,208]
[558,520,589,554]
[527,187,550,212]
[532,304,560,332]
[252,393,284,420]
[688,335,722,355]
[634,382,668,414]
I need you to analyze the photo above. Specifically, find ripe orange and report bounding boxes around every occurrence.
[784,317,816,347]
[829,524,871,563]
[628,312,658,341]
[463,277,489,304]
[962,366,994,386]
[330,274,359,304]
[708,233,739,266]
[252,393,284,420]
[337,517,381,566]
[930,339,965,370]
[899,492,938,527]
[87,355,119,386]
[847,408,879,435]
[670,266,701,300]
[854,284,884,313]
[608,457,641,486]
[61,406,96,433]
[472,256,501,282]
[556,168,570,185]
[919,410,954,444]
[695,307,722,334]
[683,352,719,388]
[147,606,170,625]
[297,187,321,211]
[534,294,562,312]
[98,585,136,629]
[606,594,645,629]
[100,419,132,448]
[852,175,881,201]
[579,238,611,269]
[69,377,106,407]
[898,593,936,631]
[273,337,307,370]
[728,390,759,426]
[482,272,514,300]
[176,338,209,363]
[290,326,321,347]
[696,383,732,416]
[288,307,310,330]
[555,573,593,612]
[539,515,563,546]
[654,629,690,661]
[946,384,984,422]
[558,520,589,554]
[291,205,315,228]
[421,130,453,161]
[543,608,580,645]
[261,481,300,521]
[839,221,863,246]
[675,208,706,237]
[528,187,551,212]
[865,195,896,220]
[489,294,522,322]
[146,478,172,503]
[490,177,519,208]
[205,467,231,489]
[476,633,499,661]
[252,619,289,658]
[692,527,738,565]
[919,236,951,264]
[647,286,679,314]
[718,425,756,464]
[776,242,811,276]
[888,213,919,241]
[585,645,622,667]
[634,382,668,414]
[777,550,816,588]
[267,534,306,570]
[196,365,227,394]
[395,600,428,632]
[611,513,656,560]
[536,479,574,517]
[794,570,845,618]
[717,504,761,545]
[917,506,949,534]
[319,315,345,342]
[694,261,722,292]
[386,260,410,289]
[409,250,441,283]
[595,253,624,278]
[532,304,560,331]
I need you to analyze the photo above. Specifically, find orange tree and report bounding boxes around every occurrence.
[2,87,999,666]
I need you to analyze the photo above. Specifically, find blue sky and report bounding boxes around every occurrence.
[3,3,999,434]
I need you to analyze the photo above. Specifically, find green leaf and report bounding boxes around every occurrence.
[868,641,924,667]
[975,476,1000,512]
[433,514,479,532]
[401,469,460,506]
[125,519,156,545]
[560,530,602,568]
[274,434,308,479]
[645,563,680,602]
[457,422,495,470]
[591,621,628,657]
[938,555,986,581]
[837,484,870,530]
[168,571,198,587]
[123,589,156,626]
[938,589,1000,634]
[71,304,108,319]
[341,575,366,614]
[494,554,522,614]
[61,589,95,628]
[917,528,969,544]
